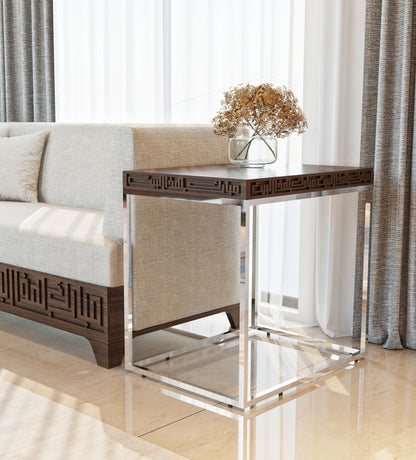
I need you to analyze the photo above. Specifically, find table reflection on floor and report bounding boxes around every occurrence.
[126,359,370,460]
[2,310,416,460]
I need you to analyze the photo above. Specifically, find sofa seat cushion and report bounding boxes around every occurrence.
[0,202,123,287]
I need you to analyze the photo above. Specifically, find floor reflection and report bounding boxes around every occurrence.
[125,362,369,460]
[2,311,416,459]
[127,344,416,460]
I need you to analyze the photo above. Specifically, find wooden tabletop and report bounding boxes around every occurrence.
[123,164,373,200]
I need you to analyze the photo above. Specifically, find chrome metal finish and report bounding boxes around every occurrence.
[126,347,365,417]
[361,195,372,352]
[251,326,358,355]
[134,329,238,367]
[128,184,373,208]
[123,172,372,414]
[123,193,134,367]
[239,203,252,407]
[253,206,260,327]
[127,365,240,407]
[225,184,372,207]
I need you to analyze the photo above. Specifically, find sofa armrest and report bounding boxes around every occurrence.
[125,125,240,331]
[103,125,229,239]
[130,197,240,331]
[131,125,229,170]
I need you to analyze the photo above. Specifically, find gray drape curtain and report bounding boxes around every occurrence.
[0,0,55,122]
[361,1,416,349]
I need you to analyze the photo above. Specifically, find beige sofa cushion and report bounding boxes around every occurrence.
[0,202,123,287]
[4,123,134,214]
[1,123,230,239]
[0,131,48,202]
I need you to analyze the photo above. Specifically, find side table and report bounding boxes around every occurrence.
[123,164,373,413]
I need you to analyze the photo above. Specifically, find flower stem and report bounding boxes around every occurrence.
[259,136,277,159]
[234,135,276,161]
[235,138,253,160]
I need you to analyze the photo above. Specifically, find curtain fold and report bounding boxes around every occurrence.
[0,0,55,122]
[361,0,416,349]
[302,0,366,338]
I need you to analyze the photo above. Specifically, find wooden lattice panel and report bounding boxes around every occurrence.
[0,262,124,368]
[0,266,11,305]
[0,263,107,332]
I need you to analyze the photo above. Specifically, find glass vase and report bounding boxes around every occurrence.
[228,129,277,167]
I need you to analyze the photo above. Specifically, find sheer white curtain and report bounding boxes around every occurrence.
[54,0,166,122]
[54,0,304,135]
[53,0,366,338]
[300,0,366,337]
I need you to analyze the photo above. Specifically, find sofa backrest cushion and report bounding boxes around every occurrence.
[3,123,135,216]
[1,123,228,239]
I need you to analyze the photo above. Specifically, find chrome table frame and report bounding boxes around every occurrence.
[123,165,373,413]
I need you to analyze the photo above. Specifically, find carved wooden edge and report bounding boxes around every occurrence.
[123,168,373,200]
[247,168,373,198]
[124,170,245,199]
[0,262,124,368]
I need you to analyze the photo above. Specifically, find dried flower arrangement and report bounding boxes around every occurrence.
[212,83,307,164]
[212,83,307,138]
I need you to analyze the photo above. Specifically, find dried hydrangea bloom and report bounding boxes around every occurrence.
[212,83,307,139]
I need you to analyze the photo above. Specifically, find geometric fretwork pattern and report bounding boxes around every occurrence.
[0,266,11,305]
[249,170,373,198]
[124,166,373,200]
[47,281,104,328]
[0,263,106,332]
[125,173,242,198]
[15,271,44,312]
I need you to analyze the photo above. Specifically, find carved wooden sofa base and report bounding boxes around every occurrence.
[0,261,240,368]
[0,262,124,368]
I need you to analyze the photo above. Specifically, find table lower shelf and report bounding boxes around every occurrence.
[127,327,363,411]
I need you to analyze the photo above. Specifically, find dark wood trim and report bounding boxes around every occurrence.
[89,337,124,369]
[226,308,240,330]
[0,262,124,368]
[123,164,373,201]
[133,303,240,337]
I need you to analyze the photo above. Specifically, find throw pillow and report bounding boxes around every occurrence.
[0,131,49,202]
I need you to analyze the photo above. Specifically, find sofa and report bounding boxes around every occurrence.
[0,123,240,368]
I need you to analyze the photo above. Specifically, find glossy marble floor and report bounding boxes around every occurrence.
[1,311,416,459]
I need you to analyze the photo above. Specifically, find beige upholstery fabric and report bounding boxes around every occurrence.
[0,131,48,202]
[3,123,134,213]
[132,124,229,169]
[103,126,134,238]
[0,202,123,286]
[131,198,240,330]
[103,124,229,239]
[127,125,239,331]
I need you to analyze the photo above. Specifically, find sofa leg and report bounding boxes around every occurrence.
[226,307,240,329]
[89,339,124,369]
